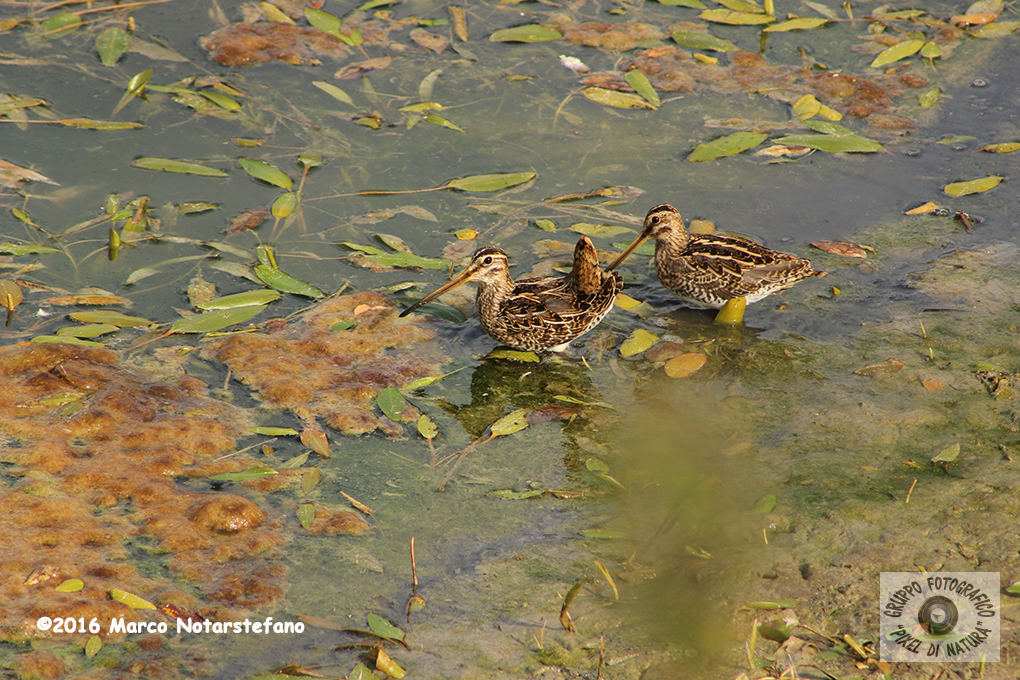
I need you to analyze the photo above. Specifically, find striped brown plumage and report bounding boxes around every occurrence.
[608,204,821,309]
[400,236,622,352]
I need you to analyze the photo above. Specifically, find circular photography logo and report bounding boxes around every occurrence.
[880,572,1000,663]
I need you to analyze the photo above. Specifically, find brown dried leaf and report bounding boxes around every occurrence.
[0,159,59,189]
[335,55,392,79]
[810,241,869,258]
[410,28,448,53]
[227,206,271,234]
[300,427,331,457]
[449,6,468,42]
[920,377,945,392]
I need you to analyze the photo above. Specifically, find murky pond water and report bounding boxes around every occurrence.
[2,0,1019,678]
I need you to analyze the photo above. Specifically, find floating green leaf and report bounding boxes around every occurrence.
[170,306,266,334]
[535,219,556,231]
[304,8,343,37]
[248,426,300,436]
[200,91,241,111]
[569,223,634,238]
[762,17,829,31]
[177,202,219,214]
[208,467,278,482]
[417,414,438,439]
[1006,582,1020,596]
[198,289,282,310]
[239,158,293,190]
[943,175,1003,197]
[981,142,1020,153]
[297,503,315,529]
[445,172,536,192]
[377,386,407,421]
[583,87,655,110]
[312,81,354,106]
[625,70,660,107]
[253,265,325,298]
[870,39,924,68]
[772,134,884,154]
[700,9,775,24]
[96,27,130,66]
[131,158,228,177]
[56,323,119,338]
[657,0,707,6]
[688,131,768,162]
[0,242,59,255]
[620,329,659,357]
[340,242,387,255]
[423,113,464,132]
[367,614,405,641]
[272,192,298,218]
[332,320,356,331]
[360,253,449,270]
[69,310,153,327]
[60,118,143,130]
[971,21,1019,39]
[792,94,821,121]
[489,25,562,42]
[490,409,530,437]
[670,29,737,51]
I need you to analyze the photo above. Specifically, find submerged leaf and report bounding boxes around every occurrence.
[664,353,708,378]
[772,134,884,154]
[69,310,153,327]
[208,467,278,481]
[367,614,405,641]
[312,81,354,106]
[97,27,131,66]
[624,70,660,107]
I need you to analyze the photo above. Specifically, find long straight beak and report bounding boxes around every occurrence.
[606,232,650,271]
[399,267,475,318]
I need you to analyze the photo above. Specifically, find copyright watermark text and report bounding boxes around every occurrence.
[880,572,999,662]
[35,616,305,636]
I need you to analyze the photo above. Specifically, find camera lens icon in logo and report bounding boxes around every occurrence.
[918,596,958,636]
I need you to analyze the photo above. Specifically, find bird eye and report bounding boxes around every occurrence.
[483,256,493,265]
[651,216,660,224]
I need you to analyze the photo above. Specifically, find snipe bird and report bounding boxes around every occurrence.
[608,204,820,309]
[399,236,622,352]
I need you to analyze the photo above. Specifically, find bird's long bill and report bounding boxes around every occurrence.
[398,267,474,318]
[606,232,650,271]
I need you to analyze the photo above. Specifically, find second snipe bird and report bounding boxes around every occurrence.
[400,236,622,352]
[608,204,821,311]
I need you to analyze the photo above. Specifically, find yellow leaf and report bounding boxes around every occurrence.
[620,329,659,357]
[110,588,156,609]
[664,353,708,378]
[55,578,84,592]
